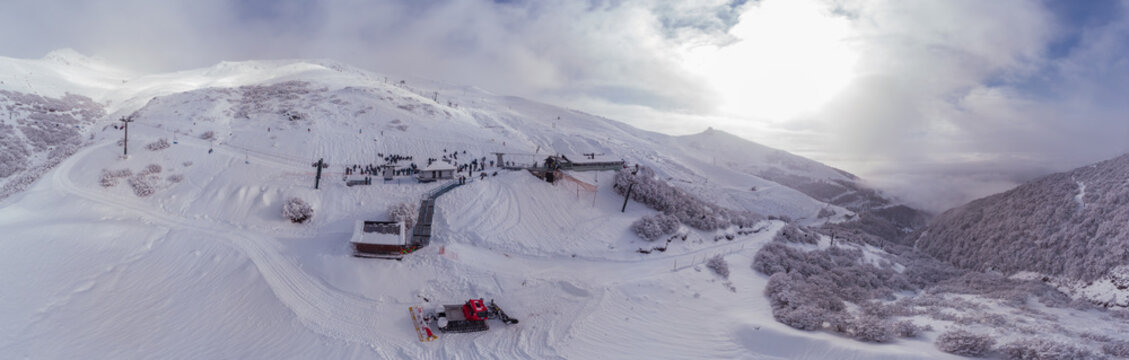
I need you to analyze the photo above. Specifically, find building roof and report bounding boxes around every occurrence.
[421,161,456,172]
[560,154,623,164]
[350,220,405,245]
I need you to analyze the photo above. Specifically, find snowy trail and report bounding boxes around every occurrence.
[49,141,415,346]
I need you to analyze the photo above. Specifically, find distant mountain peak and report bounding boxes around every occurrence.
[42,48,100,67]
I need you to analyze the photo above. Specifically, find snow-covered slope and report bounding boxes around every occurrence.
[0,51,947,359]
[915,153,1129,306]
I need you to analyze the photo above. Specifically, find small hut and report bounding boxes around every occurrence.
[417,161,455,182]
[381,164,398,181]
[345,174,372,186]
[350,220,409,259]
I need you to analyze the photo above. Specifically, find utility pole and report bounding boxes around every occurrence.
[120,116,134,156]
[313,158,327,189]
[621,181,635,213]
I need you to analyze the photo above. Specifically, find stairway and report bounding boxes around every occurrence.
[409,180,463,248]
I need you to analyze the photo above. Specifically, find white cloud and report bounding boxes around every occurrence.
[683,0,859,122]
[2,0,1128,212]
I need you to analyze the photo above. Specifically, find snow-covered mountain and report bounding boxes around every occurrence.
[914,153,1129,307]
[0,49,912,225]
[10,50,1109,358]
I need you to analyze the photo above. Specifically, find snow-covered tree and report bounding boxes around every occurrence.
[613,167,761,231]
[914,153,1129,285]
[0,90,103,201]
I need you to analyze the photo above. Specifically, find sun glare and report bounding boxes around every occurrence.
[684,0,859,122]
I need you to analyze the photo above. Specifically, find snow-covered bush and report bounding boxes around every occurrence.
[764,272,844,330]
[631,213,679,241]
[232,81,324,122]
[142,164,162,174]
[999,338,1095,360]
[99,171,116,188]
[893,320,923,338]
[199,131,215,140]
[1102,340,1129,358]
[387,202,417,229]
[850,315,893,343]
[773,224,818,244]
[283,197,313,223]
[929,272,1072,307]
[145,138,170,151]
[706,255,729,279]
[613,167,761,231]
[890,245,968,288]
[167,174,184,183]
[817,207,836,218]
[935,329,995,357]
[773,304,827,331]
[128,174,156,197]
[753,242,814,275]
[0,124,30,178]
[20,119,81,151]
[99,168,132,187]
[859,301,897,319]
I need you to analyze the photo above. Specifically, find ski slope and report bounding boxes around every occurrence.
[0,52,952,359]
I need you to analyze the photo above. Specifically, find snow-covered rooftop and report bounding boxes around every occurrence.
[561,154,622,164]
[350,221,405,245]
[420,161,455,171]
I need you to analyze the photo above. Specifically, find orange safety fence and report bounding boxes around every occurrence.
[559,172,597,192]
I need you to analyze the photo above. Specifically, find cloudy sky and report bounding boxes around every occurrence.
[2,0,1128,211]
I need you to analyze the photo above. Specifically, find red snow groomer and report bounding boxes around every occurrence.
[410,299,518,341]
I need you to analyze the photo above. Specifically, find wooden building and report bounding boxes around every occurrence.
[417,161,455,182]
[350,220,410,259]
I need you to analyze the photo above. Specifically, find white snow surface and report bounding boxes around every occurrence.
[0,53,949,358]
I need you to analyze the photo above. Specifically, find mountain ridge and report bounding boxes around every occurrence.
[914,152,1129,306]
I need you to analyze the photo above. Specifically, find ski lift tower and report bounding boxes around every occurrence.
[120,116,134,156]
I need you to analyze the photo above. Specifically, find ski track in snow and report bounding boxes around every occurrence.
[51,141,401,346]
